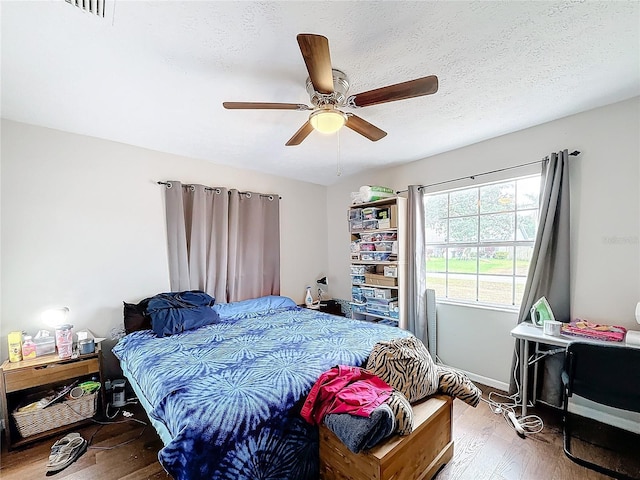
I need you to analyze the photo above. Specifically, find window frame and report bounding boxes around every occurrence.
[424,174,540,309]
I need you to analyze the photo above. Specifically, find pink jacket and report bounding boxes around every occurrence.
[300,365,392,425]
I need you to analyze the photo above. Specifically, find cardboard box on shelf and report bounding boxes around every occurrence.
[365,273,398,287]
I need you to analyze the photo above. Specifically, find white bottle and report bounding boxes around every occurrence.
[305,287,313,307]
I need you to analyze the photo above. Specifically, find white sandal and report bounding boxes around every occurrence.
[46,434,87,475]
[48,432,81,461]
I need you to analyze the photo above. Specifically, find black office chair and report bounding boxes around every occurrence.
[561,342,640,480]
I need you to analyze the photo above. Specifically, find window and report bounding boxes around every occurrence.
[425,175,540,307]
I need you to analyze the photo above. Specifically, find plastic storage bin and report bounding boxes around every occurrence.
[352,293,365,303]
[359,233,376,242]
[362,208,381,219]
[361,287,376,298]
[374,289,393,299]
[360,252,375,261]
[363,219,379,230]
[349,208,363,221]
[360,242,376,251]
[350,220,364,231]
[384,265,398,278]
[351,265,375,275]
[33,336,56,357]
[374,241,395,252]
[372,252,391,261]
[366,303,390,315]
[351,265,365,275]
[352,303,366,313]
[367,297,396,306]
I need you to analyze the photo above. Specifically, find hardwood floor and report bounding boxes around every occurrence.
[0,404,168,480]
[0,388,624,480]
[435,394,617,480]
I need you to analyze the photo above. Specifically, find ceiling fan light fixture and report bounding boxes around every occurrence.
[309,109,347,134]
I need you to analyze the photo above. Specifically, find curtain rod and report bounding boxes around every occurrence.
[157,181,282,200]
[396,150,580,194]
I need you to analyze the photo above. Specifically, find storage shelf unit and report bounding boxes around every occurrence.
[349,197,406,328]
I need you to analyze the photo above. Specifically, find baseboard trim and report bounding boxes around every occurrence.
[436,364,509,392]
[463,371,509,392]
[437,366,639,434]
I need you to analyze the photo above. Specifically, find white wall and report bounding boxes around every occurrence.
[327,97,640,388]
[0,120,328,365]
[2,97,638,387]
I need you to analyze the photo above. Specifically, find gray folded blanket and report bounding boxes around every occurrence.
[323,403,396,453]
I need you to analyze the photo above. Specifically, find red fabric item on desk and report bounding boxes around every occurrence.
[561,319,627,342]
[300,365,392,425]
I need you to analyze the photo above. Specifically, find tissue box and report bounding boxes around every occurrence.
[33,336,56,356]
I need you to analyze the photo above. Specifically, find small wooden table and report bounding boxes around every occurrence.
[299,299,345,317]
[0,351,104,449]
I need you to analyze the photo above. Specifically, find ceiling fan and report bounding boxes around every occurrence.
[223,34,439,146]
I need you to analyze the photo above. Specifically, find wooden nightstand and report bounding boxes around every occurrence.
[299,299,345,317]
[0,351,104,450]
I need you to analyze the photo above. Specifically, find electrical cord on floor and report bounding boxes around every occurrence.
[104,402,120,420]
[480,395,544,437]
[478,346,544,437]
[63,400,148,450]
[86,419,147,451]
[104,398,138,420]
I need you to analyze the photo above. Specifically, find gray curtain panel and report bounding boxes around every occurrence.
[165,181,191,292]
[509,150,571,405]
[407,186,435,356]
[227,190,280,302]
[164,182,279,303]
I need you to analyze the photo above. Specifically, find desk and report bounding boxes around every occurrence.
[510,322,631,415]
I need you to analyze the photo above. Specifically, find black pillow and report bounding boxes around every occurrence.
[123,297,152,334]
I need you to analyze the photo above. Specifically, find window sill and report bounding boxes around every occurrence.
[435,298,520,315]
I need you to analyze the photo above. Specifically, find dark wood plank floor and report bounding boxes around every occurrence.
[435,394,616,480]
[0,387,621,480]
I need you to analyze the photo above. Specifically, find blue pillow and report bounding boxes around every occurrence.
[147,291,220,337]
[213,295,296,322]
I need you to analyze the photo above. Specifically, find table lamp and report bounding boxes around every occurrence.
[317,276,328,301]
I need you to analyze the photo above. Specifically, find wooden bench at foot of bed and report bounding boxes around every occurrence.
[319,394,454,480]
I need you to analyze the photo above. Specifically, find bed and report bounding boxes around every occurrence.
[112,295,411,480]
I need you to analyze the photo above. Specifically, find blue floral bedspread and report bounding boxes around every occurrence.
[113,306,410,480]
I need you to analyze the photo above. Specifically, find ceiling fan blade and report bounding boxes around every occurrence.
[345,114,387,141]
[223,102,310,110]
[348,75,438,108]
[297,34,334,95]
[285,121,314,146]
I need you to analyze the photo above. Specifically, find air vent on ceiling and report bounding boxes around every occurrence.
[65,0,106,18]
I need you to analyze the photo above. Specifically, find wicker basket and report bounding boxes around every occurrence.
[12,392,98,438]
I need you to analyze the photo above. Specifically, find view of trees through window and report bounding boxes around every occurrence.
[425,175,540,307]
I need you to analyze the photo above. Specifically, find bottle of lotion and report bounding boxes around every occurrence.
[305,287,313,307]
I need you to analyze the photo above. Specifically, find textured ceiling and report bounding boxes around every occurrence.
[1,1,639,185]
